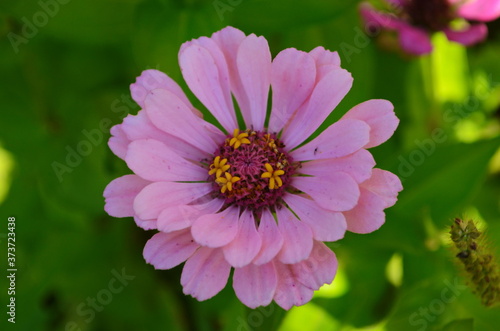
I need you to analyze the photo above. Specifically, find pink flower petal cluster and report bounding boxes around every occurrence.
[360,0,500,55]
[103,26,403,310]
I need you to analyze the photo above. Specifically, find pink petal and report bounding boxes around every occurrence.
[179,40,237,132]
[211,27,251,127]
[104,175,150,218]
[130,69,196,113]
[292,171,360,212]
[458,0,500,22]
[268,49,316,133]
[398,24,433,55]
[157,198,224,233]
[282,67,353,149]
[284,194,347,242]
[443,23,488,46]
[309,46,341,75]
[273,262,314,310]
[223,209,262,267]
[236,34,271,130]
[108,124,129,160]
[342,99,399,148]
[299,149,375,184]
[359,3,406,30]
[144,89,223,154]
[344,187,387,234]
[291,241,338,290]
[344,169,402,234]
[362,169,403,208]
[134,216,156,230]
[134,182,212,220]
[181,247,231,301]
[253,209,284,265]
[143,229,199,269]
[291,119,370,161]
[121,110,205,161]
[191,206,240,248]
[233,262,278,308]
[125,139,207,182]
[276,207,313,264]
[272,242,338,309]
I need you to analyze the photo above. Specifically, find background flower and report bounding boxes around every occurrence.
[360,0,500,55]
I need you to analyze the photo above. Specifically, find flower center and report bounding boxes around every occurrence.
[208,129,295,210]
[404,0,454,31]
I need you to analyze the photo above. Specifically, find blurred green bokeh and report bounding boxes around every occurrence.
[1,0,500,330]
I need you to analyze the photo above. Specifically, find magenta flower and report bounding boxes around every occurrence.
[360,0,500,55]
[103,26,402,309]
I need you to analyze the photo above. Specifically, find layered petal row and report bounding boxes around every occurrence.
[104,26,402,310]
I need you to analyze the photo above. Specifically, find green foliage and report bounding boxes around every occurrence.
[1,0,499,330]
[442,319,474,331]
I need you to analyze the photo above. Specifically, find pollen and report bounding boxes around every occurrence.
[261,163,285,189]
[208,130,296,209]
[216,172,241,193]
[229,129,251,149]
[208,156,230,178]
[264,134,277,149]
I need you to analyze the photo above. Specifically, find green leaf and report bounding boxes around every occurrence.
[473,174,500,223]
[277,303,339,331]
[385,245,464,331]
[391,137,500,227]
[315,242,396,328]
[132,0,225,80]
[230,0,355,34]
[431,33,469,104]
[441,318,474,331]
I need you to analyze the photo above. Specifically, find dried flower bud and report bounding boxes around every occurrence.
[450,218,500,307]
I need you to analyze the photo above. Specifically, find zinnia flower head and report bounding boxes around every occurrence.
[360,0,500,55]
[103,26,403,309]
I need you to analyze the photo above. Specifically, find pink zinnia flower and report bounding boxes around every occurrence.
[360,0,500,55]
[103,26,403,309]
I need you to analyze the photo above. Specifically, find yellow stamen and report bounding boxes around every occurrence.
[261,163,285,189]
[229,129,251,149]
[209,156,230,178]
[216,172,241,193]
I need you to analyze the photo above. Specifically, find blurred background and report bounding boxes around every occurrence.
[1,0,500,330]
